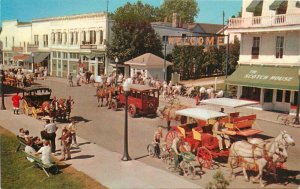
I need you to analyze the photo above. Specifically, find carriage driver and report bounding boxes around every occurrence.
[212,117,231,151]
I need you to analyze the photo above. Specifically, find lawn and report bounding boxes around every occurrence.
[0,126,106,189]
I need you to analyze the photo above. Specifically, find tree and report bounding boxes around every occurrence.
[159,0,199,23]
[107,1,163,62]
[227,37,240,74]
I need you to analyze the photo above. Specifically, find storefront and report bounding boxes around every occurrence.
[226,64,299,113]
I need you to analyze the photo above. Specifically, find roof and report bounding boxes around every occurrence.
[201,98,259,108]
[129,84,158,91]
[197,23,224,34]
[175,108,228,120]
[24,52,50,64]
[124,53,173,68]
[22,85,52,93]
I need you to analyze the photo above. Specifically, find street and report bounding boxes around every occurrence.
[1,77,299,188]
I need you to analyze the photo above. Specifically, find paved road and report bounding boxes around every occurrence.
[1,77,299,188]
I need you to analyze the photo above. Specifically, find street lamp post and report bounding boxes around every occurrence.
[121,80,131,161]
[163,36,167,82]
[32,53,35,75]
[115,57,119,86]
[0,63,6,110]
[294,69,300,124]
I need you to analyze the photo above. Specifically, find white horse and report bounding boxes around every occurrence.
[228,131,295,187]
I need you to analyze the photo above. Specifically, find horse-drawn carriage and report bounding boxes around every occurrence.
[22,86,71,121]
[110,84,160,118]
[22,86,52,118]
[164,107,263,169]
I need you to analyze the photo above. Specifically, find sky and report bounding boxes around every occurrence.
[0,0,242,26]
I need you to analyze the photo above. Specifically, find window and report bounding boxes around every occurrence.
[64,32,67,44]
[58,32,62,44]
[90,30,96,44]
[5,37,7,47]
[83,31,86,44]
[43,35,48,47]
[276,90,283,102]
[63,52,68,59]
[57,52,61,58]
[292,92,298,106]
[52,33,55,44]
[12,37,15,46]
[99,30,104,44]
[75,32,78,44]
[70,32,74,45]
[34,35,39,46]
[53,52,57,58]
[252,37,260,59]
[285,91,290,103]
[264,89,273,103]
[276,36,284,59]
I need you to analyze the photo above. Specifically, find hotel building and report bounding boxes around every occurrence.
[227,0,300,113]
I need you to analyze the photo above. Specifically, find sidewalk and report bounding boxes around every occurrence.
[0,110,201,189]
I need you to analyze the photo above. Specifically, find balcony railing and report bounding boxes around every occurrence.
[27,44,38,52]
[229,13,300,29]
[12,46,24,52]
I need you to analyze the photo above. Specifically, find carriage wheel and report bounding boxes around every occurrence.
[22,100,29,115]
[128,104,137,118]
[165,131,179,150]
[197,147,213,169]
[111,100,118,111]
[31,107,37,119]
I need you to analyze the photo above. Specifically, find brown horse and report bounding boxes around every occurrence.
[157,98,188,130]
[96,86,111,107]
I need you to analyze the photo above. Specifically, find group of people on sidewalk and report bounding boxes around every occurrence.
[21,117,79,165]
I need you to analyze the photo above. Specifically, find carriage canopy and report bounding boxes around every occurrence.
[201,98,259,108]
[175,108,227,121]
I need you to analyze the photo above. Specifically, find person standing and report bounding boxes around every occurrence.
[153,127,163,158]
[59,127,72,161]
[67,118,78,148]
[42,119,57,154]
[76,73,81,86]
[12,92,22,115]
[171,135,185,169]
[68,73,73,87]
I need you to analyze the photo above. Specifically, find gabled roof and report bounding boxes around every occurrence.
[197,23,224,34]
[124,53,172,68]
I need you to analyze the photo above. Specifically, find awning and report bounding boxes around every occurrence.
[269,0,288,10]
[24,52,50,63]
[226,65,300,91]
[201,98,259,108]
[13,54,30,61]
[175,108,228,120]
[246,0,263,12]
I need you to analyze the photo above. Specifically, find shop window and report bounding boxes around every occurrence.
[276,90,283,102]
[292,92,298,106]
[264,89,273,103]
[285,91,290,103]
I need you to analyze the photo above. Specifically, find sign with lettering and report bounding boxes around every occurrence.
[244,69,294,82]
[164,36,225,46]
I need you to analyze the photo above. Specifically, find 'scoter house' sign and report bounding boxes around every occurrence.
[244,70,294,82]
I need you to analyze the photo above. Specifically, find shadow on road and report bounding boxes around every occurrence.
[72,155,95,160]
[72,116,91,123]
[134,154,149,160]
[264,169,300,186]
[78,141,91,146]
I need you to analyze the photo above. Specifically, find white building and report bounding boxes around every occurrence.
[227,0,300,113]
[0,12,113,77]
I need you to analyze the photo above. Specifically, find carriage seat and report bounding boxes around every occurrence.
[201,133,219,150]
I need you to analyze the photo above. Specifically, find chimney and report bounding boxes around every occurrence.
[172,13,179,28]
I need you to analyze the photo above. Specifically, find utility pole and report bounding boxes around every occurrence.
[222,11,225,35]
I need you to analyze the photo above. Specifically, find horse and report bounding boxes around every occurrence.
[157,98,188,130]
[228,131,295,187]
[96,86,109,107]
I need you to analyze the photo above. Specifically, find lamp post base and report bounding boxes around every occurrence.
[121,155,132,161]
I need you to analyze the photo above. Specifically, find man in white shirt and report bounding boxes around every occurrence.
[36,140,52,165]
[42,119,57,153]
[171,135,185,169]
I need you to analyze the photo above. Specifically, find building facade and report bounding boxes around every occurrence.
[0,12,113,77]
[227,0,300,113]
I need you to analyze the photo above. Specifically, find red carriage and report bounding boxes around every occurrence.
[164,107,262,169]
[111,84,159,118]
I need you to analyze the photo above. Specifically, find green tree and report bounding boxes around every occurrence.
[107,1,163,62]
[159,0,199,23]
[228,37,240,74]
[206,171,230,189]
[170,45,205,80]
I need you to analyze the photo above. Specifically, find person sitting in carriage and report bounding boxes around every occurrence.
[153,127,163,158]
[212,117,231,151]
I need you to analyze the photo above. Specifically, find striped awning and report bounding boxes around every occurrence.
[246,0,263,12]
[13,54,29,61]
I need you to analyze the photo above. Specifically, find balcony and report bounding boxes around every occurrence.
[80,41,97,49]
[27,44,38,52]
[229,13,300,29]
[12,46,24,52]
